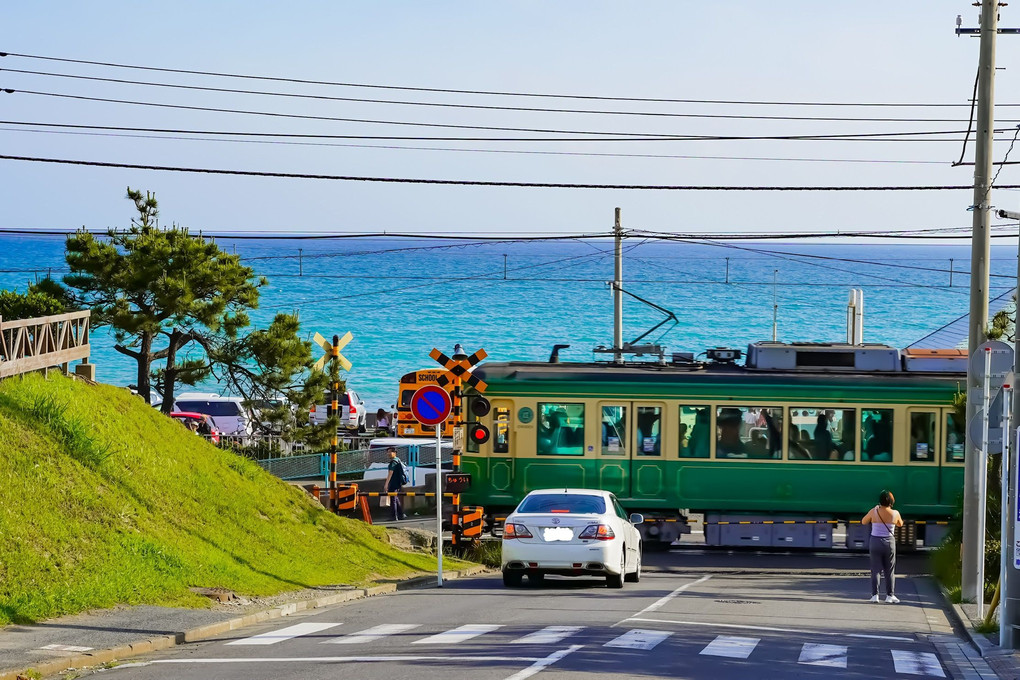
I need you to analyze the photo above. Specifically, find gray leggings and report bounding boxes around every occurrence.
[870,536,896,596]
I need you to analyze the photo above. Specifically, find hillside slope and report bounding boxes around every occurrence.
[0,373,447,625]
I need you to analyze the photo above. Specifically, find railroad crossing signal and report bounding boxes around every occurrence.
[429,347,488,391]
[313,331,353,371]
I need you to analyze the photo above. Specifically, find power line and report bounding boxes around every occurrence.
[2,50,1013,108]
[4,153,1020,190]
[5,66,1015,124]
[0,124,953,164]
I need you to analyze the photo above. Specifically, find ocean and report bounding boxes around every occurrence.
[1,233,1015,410]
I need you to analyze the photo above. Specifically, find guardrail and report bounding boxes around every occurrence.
[0,310,91,378]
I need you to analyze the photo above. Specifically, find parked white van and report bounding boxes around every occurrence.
[362,437,453,486]
[172,392,253,436]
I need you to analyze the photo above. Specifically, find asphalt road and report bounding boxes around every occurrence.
[77,548,973,680]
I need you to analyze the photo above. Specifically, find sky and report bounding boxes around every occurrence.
[2,2,1020,238]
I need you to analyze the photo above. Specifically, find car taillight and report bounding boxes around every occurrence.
[503,523,533,540]
[578,524,616,541]
[310,405,316,412]
[350,406,357,414]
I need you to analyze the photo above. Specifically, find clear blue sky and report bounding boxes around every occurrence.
[1,2,1019,237]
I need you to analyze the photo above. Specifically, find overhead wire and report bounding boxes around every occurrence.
[4,153,1020,190]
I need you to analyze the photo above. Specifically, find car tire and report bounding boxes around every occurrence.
[528,572,545,587]
[503,570,523,587]
[625,547,642,583]
[606,551,625,589]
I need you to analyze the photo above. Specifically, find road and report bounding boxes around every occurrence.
[84,551,967,680]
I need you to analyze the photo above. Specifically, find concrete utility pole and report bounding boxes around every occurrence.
[613,208,624,364]
[964,0,1000,604]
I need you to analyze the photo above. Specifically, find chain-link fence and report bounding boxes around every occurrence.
[256,453,327,480]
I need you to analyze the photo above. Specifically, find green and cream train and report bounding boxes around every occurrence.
[458,342,967,548]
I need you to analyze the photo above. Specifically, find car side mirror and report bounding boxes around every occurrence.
[629,513,644,525]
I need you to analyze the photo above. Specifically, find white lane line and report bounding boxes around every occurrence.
[798,643,848,668]
[39,644,94,652]
[623,575,711,622]
[891,650,946,677]
[624,617,916,643]
[152,655,545,664]
[604,629,672,651]
[225,622,343,646]
[325,623,421,644]
[700,635,759,659]
[511,626,584,645]
[504,645,583,680]
[412,624,502,645]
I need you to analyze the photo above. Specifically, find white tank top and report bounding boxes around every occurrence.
[870,507,898,537]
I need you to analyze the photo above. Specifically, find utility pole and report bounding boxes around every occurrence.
[613,207,624,364]
[772,269,779,342]
[725,257,730,284]
[964,0,1000,604]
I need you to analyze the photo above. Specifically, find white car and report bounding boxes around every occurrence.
[309,388,367,432]
[501,489,643,589]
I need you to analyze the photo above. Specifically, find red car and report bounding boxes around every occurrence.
[170,411,220,444]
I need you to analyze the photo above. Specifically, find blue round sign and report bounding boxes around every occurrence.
[410,385,452,426]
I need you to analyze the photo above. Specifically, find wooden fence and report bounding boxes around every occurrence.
[0,310,91,378]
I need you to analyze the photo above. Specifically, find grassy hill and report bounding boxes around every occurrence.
[0,373,453,625]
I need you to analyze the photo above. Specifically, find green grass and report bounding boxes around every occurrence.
[0,373,468,625]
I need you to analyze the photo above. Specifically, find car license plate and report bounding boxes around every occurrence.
[542,527,574,542]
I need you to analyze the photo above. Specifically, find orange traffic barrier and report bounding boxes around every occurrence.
[337,483,358,511]
[462,505,484,541]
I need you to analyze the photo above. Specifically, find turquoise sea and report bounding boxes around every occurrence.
[1,234,1016,410]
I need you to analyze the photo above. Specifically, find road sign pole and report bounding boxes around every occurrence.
[436,424,443,587]
[979,348,992,618]
[1002,385,1013,646]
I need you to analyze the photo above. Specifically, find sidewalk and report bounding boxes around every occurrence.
[942,599,1020,680]
[0,565,487,680]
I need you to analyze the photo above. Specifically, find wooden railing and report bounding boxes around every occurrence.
[0,310,91,378]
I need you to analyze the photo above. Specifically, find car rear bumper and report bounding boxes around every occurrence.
[501,540,621,575]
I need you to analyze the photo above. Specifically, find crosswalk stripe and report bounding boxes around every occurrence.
[412,624,502,645]
[891,650,946,677]
[225,622,343,646]
[511,626,583,645]
[699,635,760,659]
[798,643,848,668]
[604,629,672,651]
[325,624,421,644]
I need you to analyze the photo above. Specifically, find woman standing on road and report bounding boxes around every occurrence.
[862,490,904,603]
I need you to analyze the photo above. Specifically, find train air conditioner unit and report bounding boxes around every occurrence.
[745,342,901,372]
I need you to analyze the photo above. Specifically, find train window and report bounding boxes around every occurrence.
[945,411,965,462]
[601,406,627,457]
[787,408,856,461]
[862,409,894,462]
[636,406,662,456]
[715,406,783,459]
[679,405,710,458]
[493,407,510,454]
[909,412,936,462]
[537,403,585,456]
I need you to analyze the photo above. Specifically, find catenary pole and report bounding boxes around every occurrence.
[613,207,623,363]
[963,0,999,603]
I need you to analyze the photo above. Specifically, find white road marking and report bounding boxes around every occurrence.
[511,626,583,645]
[604,629,672,650]
[412,624,503,645]
[699,635,759,659]
[325,623,421,644]
[624,616,916,642]
[225,622,343,646]
[625,575,711,621]
[504,645,583,680]
[798,643,848,668]
[891,650,946,677]
[151,655,545,664]
[39,644,94,652]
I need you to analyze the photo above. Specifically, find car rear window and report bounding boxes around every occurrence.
[176,401,242,417]
[516,494,606,515]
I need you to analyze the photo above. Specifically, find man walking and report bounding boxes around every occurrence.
[384,447,408,521]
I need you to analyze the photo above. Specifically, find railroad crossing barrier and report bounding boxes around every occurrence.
[461,506,484,541]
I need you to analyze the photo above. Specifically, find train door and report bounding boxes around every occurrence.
[598,403,629,497]
[905,408,940,506]
[939,406,966,507]
[629,401,668,500]
[486,400,516,506]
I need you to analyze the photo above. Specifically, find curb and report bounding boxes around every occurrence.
[935,582,1002,659]
[0,565,489,680]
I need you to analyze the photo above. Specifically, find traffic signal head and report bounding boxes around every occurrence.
[468,423,490,445]
[471,396,491,418]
